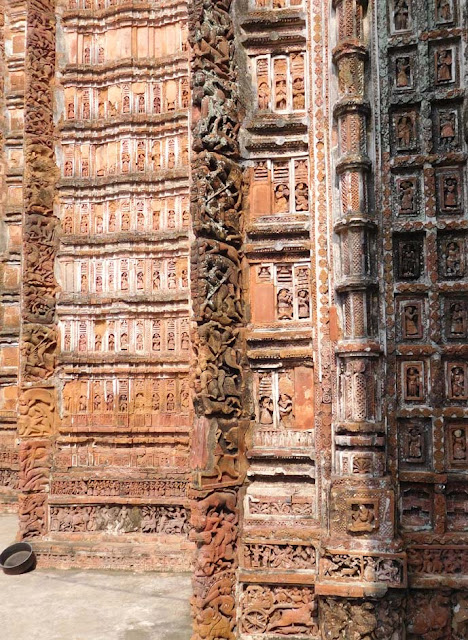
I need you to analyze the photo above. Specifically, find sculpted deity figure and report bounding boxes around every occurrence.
[450,302,466,336]
[437,49,453,82]
[349,503,376,532]
[396,57,411,87]
[396,114,414,148]
[452,429,467,460]
[394,0,410,31]
[403,304,420,337]
[259,395,274,425]
[277,288,293,319]
[450,366,465,398]
[406,366,422,399]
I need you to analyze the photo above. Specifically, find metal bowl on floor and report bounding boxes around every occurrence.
[0,542,36,575]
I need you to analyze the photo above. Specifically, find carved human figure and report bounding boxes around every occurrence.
[443,176,460,210]
[437,0,454,22]
[152,332,161,351]
[257,81,270,110]
[81,273,88,292]
[67,101,75,119]
[393,0,410,31]
[396,57,411,87]
[152,392,160,411]
[121,271,129,290]
[437,49,453,83]
[64,160,73,177]
[123,95,130,113]
[440,112,456,148]
[297,289,310,319]
[106,393,114,412]
[259,395,274,425]
[167,209,175,228]
[274,184,289,213]
[83,46,90,64]
[450,366,465,398]
[119,394,128,413]
[277,288,293,319]
[181,332,190,350]
[108,210,116,232]
[167,332,175,350]
[137,149,145,172]
[349,503,376,532]
[121,151,130,173]
[166,393,175,411]
[94,333,102,351]
[93,393,101,412]
[399,179,416,214]
[396,114,414,148]
[64,215,73,234]
[78,333,87,351]
[400,242,420,279]
[452,428,467,460]
[120,332,128,350]
[403,304,420,338]
[121,211,130,231]
[407,426,423,460]
[295,182,309,211]
[292,76,305,110]
[136,333,143,351]
[450,302,466,336]
[278,393,293,428]
[79,395,87,412]
[406,366,422,399]
[81,159,89,177]
[80,214,89,234]
[152,209,160,230]
[275,75,287,110]
[108,333,115,350]
[167,270,176,289]
[152,266,161,290]
[444,241,462,277]
[135,392,145,412]
[136,270,144,290]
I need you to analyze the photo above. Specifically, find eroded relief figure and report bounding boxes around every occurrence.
[393,0,411,31]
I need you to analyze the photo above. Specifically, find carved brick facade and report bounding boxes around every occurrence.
[1,0,468,636]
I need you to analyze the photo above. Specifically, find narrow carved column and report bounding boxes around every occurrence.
[316,0,404,611]
[0,0,27,508]
[188,0,246,638]
[17,0,57,538]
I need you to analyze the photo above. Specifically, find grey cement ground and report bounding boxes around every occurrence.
[0,515,192,640]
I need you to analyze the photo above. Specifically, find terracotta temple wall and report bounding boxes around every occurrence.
[1,0,468,636]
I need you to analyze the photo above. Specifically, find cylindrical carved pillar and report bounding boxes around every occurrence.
[317,0,404,613]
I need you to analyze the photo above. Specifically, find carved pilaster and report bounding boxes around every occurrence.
[323,0,401,599]
[188,0,246,637]
[18,0,58,538]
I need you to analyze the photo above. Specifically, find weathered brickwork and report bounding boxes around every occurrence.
[0,0,467,635]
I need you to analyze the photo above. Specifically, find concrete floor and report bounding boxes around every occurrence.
[0,515,192,640]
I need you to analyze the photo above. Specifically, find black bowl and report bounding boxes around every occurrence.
[0,542,36,575]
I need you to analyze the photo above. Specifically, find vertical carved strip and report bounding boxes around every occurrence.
[320,0,402,600]
[18,0,57,538]
[188,0,245,636]
[0,1,24,507]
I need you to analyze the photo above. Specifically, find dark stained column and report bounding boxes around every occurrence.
[188,0,247,637]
